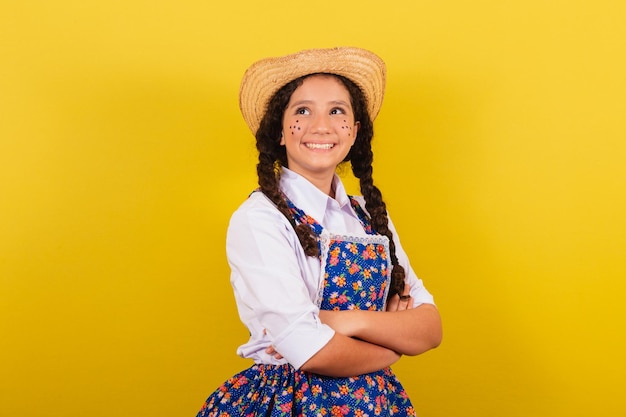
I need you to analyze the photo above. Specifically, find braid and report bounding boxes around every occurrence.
[337,76,406,299]
[255,77,319,257]
[357,165,406,299]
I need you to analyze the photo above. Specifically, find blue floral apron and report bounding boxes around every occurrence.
[197,197,416,416]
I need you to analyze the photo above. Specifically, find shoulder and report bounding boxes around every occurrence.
[349,194,367,207]
[347,195,370,216]
[349,195,400,220]
[226,191,302,258]
[349,195,401,234]
[228,191,293,233]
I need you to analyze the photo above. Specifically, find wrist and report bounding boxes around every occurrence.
[349,310,368,338]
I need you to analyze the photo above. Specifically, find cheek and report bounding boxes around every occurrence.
[340,119,354,137]
[287,119,302,135]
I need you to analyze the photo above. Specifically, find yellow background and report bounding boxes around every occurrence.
[1,1,625,416]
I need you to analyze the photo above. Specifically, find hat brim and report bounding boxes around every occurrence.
[239,47,386,135]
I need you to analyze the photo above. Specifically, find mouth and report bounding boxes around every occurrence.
[305,143,335,150]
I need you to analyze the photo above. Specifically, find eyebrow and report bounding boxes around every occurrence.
[288,99,351,108]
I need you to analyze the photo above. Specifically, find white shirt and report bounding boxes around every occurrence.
[226,168,435,369]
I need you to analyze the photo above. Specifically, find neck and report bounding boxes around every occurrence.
[309,175,335,198]
[290,169,336,198]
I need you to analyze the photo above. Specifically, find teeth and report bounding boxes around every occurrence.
[305,143,334,150]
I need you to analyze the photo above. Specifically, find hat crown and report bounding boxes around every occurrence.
[239,47,386,134]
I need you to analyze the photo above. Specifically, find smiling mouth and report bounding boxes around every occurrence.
[305,143,335,150]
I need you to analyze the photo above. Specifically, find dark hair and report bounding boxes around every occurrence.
[255,73,405,298]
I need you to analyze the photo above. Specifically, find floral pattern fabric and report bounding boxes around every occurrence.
[197,364,416,417]
[197,197,416,416]
[320,238,390,312]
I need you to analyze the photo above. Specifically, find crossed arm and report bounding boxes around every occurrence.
[266,285,442,377]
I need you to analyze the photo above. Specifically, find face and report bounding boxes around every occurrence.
[280,74,360,186]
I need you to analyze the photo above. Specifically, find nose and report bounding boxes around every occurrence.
[310,113,331,134]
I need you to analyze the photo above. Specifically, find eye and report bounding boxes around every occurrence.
[295,107,310,115]
[330,107,346,115]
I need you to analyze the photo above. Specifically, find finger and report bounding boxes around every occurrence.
[387,294,400,312]
[397,298,411,311]
[398,295,412,311]
[265,345,284,360]
[397,283,413,310]
[403,283,411,297]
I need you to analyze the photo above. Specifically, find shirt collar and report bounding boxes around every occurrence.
[279,168,353,224]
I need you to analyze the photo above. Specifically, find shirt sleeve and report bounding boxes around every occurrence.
[226,194,335,369]
[351,196,435,306]
[387,215,436,306]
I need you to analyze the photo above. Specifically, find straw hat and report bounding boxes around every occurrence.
[239,47,386,134]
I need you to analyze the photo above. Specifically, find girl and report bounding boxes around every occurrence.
[197,47,442,416]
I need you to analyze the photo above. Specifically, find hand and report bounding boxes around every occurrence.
[265,345,284,360]
[263,328,284,359]
[386,283,414,312]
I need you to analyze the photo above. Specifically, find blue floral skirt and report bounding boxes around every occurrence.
[196,363,416,416]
